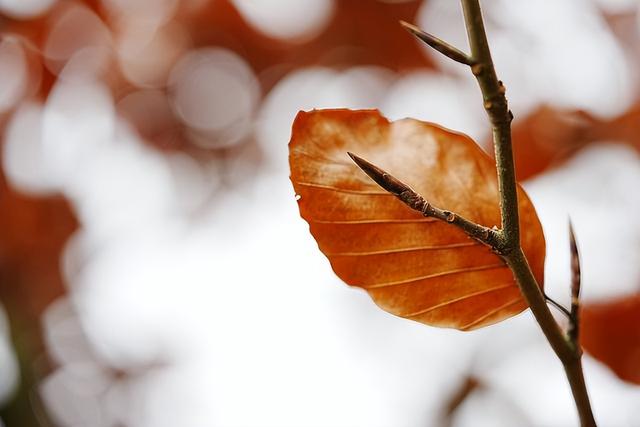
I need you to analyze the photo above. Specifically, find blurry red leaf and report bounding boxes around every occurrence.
[496,106,597,181]
[502,103,640,182]
[0,175,76,319]
[0,169,77,425]
[582,294,640,384]
[289,109,545,330]
[591,101,640,152]
[186,0,430,82]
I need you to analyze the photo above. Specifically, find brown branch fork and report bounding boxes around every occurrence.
[347,1,597,426]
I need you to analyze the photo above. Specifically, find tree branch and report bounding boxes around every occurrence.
[347,152,501,247]
[460,0,519,250]
[545,295,571,319]
[399,1,597,425]
[459,1,596,425]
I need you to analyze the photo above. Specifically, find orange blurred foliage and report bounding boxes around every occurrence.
[582,294,640,385]
[505,102,640,181]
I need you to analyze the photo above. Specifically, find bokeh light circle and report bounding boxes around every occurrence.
[168,48,260,148]
[0,0,56,19]
[232,0,334,41]
[44,4,112,79]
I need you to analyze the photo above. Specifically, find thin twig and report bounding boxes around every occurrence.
[459,1,596,425]
[568,221,581,347]
[347,152,501,247]
[400,21,474,66]
[459,1,519,251]
[398,1,597,425]
[545,295,571,319]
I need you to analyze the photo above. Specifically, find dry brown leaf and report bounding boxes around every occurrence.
[581,294,640,384]
[289,109,545,330]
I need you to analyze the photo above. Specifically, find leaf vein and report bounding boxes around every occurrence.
[296,181,390,195]
[327,242,478,256]
[403,282,515,318]
[364,263,507,289]
[459,298,523,331]
[310,218,437,225]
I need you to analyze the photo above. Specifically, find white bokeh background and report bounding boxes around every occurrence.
[1,0,640,426]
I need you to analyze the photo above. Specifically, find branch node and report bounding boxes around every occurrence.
[471,63,483,76]
[399,190,425,211]
[421,200,431,216]
[498,81,506,95]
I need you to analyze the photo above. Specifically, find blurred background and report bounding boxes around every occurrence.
[1,0,640,426]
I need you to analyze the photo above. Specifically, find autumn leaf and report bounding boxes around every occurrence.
[289,109,545,330]
[581,294,640,384]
